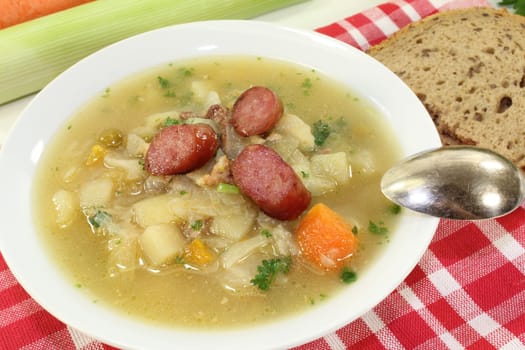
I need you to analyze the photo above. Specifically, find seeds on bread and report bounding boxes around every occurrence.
[367,7,525,171]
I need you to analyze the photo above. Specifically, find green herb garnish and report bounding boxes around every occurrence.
[174,255,185,264]
[498,0,525,15]
[312,120,331,146]
[389,203,402,215]
[88,210,111,229]
[216,183,240,194]
[261,229,272,238]
[251,257,292,291]
[340,267,357,284]
[157,76,170,89]
[190,220,204,231]
[368,220,388,235]
[178,67,194,77]
[301,77,313,95]
[164,116,180,127]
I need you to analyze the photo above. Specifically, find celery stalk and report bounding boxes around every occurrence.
[0,0,307,105]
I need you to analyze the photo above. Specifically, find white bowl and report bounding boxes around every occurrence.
[0,20,441,349]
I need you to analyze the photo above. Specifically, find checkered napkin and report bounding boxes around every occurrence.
[1,1,524,349]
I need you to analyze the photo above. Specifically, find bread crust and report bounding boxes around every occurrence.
[367,7,525,170]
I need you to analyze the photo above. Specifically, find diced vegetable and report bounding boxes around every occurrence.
[52,189,78,227]
[107,231,140,279]
[131,110,179,138]
[0,0,307,105]
[132,194,176,227]
[269,225,299,256]
[139,223,185,266]
[295,203,357,271]
[104,152,144,180]
[274,113,315,151]
[210,209,257,241]
[85,144,106,166]
[79,178,114,208]
[310,152,350,184]
[191,80,210,101]
[216,254,264,296]
[88,210,112,229]
[294,151,351,196]
[220,235,268,269]
[216,183,240,194]
[126,133,149,157]
[185,238,215,266]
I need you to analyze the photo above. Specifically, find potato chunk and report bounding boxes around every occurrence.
[52,189,78,227]
[139,224,185,266]
[310,152,350,184]
[132,194,175,228]
[210,208,257,241]
[274,113,315,151]
[79,178,114,208]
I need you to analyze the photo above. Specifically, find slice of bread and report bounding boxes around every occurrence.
[367,7,525,171]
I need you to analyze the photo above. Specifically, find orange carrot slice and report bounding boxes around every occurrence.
[295,203,357,271]
[0,0,93,29]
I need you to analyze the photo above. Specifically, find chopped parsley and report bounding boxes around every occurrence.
[368,220,389,235]
[340,267,358,284]
[157,76,170,89]
[164,117,180,127]
[190,220,204,231]
[261,229,272,238]
[88,210,112,229]
[312,120,331,146]
[389,203,402,215]
[178,67,194,78]
[174,255,185,264]
[102,87,111,98]
[164,91,177,98]
[300,171,309,179]
[352,225,359,235]
[251,256,292,291]
[301,77,313,95]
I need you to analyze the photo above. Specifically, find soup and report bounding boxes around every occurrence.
[33,56,402,328]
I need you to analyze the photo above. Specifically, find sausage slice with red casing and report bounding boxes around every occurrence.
[231,144,311,220]
[145,124,218,175]
[231,86,283,136]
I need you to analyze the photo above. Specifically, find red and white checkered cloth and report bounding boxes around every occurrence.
[2,0,524,349]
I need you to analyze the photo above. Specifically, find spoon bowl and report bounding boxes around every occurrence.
[381,146,525,220]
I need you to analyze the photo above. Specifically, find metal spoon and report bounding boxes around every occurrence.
[381,146,525,220]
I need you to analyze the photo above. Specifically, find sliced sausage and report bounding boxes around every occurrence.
[231,144,311,220]
[231,86,283,137]
[145,124,218,175]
